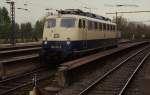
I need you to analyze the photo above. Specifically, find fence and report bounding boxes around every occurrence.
[0,31,42,44]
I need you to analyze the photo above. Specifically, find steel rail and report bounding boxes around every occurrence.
[77,46,149,95]
[0,74,52,95]
[118,52,150,95]
[0,44,41,51]
[0,54,39,63]
[0,67,47,83]
[0,47,41,54]
[0,69,55,95]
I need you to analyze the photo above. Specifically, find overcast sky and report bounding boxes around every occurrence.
[0,0,150,24]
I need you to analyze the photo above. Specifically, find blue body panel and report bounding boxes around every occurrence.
[42,39,117,57]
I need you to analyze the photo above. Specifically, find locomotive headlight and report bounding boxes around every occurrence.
[44,41,48,45]
[44,37,48,45]
[67,41,71,45]
[66,38,71,45]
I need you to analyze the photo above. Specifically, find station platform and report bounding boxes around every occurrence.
[145,63,150,95]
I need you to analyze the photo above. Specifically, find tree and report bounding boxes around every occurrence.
[0,7,11,33]
[20,23,26,33]
[15,23,19,33]
[113,16,128,31]
[20,22,33,42]
[112,16,150,39]
[34,17,46,38]
[35,20,44,32]
[26,22,32,32]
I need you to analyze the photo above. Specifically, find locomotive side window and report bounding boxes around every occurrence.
[106,24,108,32]
[110,25,112,31]
[88,20,93,30]
[83,20,85,28]
[47,19,56,28]
[113,25,116,31]
[111,25,114,31]
[103,23,106,31]
[108,24,110,32]
[78,19,82,28]
[99,23,102,31]
[78,19,86,28]
[92,21,95,30]
[61,18,75,28]
[94,22,98,30]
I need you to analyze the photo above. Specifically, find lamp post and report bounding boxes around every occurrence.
[6,0,30,45]
[6,1,16,46]
[105,4,139,25]
[17,7,29,43]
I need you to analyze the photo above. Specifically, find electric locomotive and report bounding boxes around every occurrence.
[40,9,118,63]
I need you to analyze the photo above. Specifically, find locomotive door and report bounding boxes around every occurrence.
[81,19,87,49]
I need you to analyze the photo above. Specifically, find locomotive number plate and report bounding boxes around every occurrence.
[51,45,61,48]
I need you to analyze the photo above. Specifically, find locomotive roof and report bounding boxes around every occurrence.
[57,9,111,21]
[47,9,116,25]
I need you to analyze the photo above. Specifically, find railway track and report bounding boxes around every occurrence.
[0,44,58,95]
[0,67,56,95]
[0,44,41,51]
[0,42,148,95]
[0,53,41,78]
[57,42,149,95]
[0,44,42,78]
[76,46,150,95]
[122,52,150,95]
[0,46,41,59]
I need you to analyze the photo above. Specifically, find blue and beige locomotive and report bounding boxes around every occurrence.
[41,9,117,62]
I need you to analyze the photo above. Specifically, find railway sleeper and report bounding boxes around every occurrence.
[57,41,149,88]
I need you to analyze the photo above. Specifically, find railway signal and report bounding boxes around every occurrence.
[106,10,150,40]
[82,6,98,13]
[5,0,30,46]
[106,10,150,24]
[105,4,139,26]
[105,4,139,39]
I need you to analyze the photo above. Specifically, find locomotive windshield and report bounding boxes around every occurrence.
[61,18,75,28]
[47,19,56,28]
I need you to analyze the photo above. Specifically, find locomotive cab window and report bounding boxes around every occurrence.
[47,19,56,28]
[61,18,76,28]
